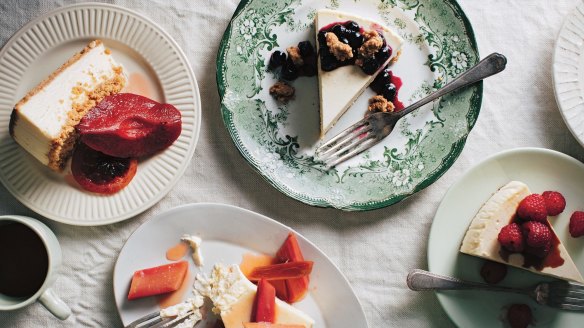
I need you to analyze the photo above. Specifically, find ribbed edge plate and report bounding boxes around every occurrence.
[0,3,201,225]
[553,1,584,147]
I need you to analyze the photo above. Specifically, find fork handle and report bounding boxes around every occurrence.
[397,53,507,118]
[407,269,529,295]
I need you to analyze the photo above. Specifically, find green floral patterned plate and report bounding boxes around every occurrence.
[217,0,481,210]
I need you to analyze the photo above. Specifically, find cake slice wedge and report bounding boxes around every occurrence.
[195,264,314,328]
[315,9,403,138]
[9,40,126,171]
[460,181,584,283]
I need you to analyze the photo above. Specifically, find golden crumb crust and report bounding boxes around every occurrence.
[48,74,125,171]
[9,40,125,171]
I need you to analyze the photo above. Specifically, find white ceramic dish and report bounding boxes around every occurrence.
[553,1,584,148]
[113,203,368,327]
[0,3,201,225]
[428,148,584,327]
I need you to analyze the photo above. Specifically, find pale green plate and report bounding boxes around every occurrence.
[217,0,481,210]
[428,148,584,327]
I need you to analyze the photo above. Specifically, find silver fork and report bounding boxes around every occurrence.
[125,309,198,328]
[316,53,507,168]
[407,269,584,311]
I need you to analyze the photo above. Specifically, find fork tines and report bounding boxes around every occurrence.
[126,311,162,328]
[547,281,584,311]
[125,310,195,328]
[316,118,379,167]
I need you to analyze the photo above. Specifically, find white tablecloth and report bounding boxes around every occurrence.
[1,0,583,327]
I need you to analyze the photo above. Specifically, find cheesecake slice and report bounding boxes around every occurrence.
[196,264,314,328]
[9,40,126,171]
[460,181,584,283]
[315,9,403,138]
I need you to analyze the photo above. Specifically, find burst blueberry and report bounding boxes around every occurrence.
[371,67,392,93]
[344,20,360,32]
[331,24,348,38]
[381,83,397,101]
[361,58,380,75]
[268,50,286,70]
[376,46,391,63]
[347,31,364,48]
[320,53,339,71]
[281,58,299,80]
[298,41,314,57]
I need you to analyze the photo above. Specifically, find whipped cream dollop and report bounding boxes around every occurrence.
[194,264,255,315]
[181,234,204,267]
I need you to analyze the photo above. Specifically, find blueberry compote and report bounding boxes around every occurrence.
[317,20,392,75]
[267,41,317,81]
[370,67,404,111]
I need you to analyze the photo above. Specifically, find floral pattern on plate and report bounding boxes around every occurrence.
[217,0,481,210]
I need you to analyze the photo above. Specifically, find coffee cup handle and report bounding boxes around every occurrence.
[39,288,71,320]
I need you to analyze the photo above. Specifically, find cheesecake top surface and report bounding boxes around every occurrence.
[14,40,123,139]
[460,181,584,283]
[316,9,404,136]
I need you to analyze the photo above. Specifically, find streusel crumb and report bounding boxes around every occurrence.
[368,95,395,113]
[359,30,383,59]
[287,46,304,67]
[269,81,295,103]
[390,49,402,64]
[326,33,353,62]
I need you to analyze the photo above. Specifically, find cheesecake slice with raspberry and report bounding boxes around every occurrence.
[460,181,584,283]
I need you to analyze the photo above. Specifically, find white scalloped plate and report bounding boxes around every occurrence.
[553,1,584,148]
[113,203,367,327]
[0,3,201,225]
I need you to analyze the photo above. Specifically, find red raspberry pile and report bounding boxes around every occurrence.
[498,193,556,258]
[498,190,584,258]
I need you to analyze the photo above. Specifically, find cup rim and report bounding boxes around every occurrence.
[0,215,54,310]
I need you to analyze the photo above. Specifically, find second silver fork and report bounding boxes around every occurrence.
[316,52,507,168]
[407,269,584,311]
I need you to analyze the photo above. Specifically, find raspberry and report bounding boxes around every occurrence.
[506,304,532,328]
[542,191,566,216]
[498,223,524,252]
[480,260,507,284]
[569,211,584,238]
[521,221,552,247]
[517,194,547,222]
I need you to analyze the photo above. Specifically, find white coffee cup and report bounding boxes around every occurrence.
[0,215,71,320]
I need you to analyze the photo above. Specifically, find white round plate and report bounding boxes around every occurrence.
[428,148,584,327]
[0,3,201,225]
[113,203,367,327]
[553,1,584,148]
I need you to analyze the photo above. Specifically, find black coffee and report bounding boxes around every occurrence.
[0,222,49,298]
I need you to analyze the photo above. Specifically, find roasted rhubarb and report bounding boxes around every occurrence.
[251,279,276,323]
[248,261,313,281]
[127,261,188,300]
[276,233,310,303]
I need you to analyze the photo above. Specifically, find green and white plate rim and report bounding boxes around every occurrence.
[217,0,482,211]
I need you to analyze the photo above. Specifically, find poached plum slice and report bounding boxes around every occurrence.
[71,142,137,194]
[77,93,182,158]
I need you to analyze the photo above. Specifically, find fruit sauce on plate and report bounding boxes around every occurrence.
[370,69,404,111]
[499,214,564,271]
[317,20,392,75]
